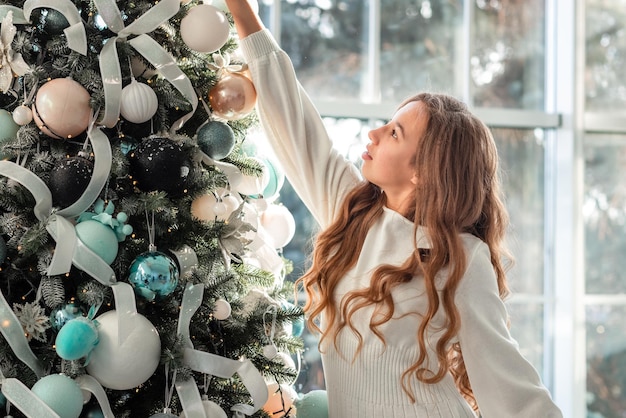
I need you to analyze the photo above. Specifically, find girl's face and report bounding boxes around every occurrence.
[362,101,428,205]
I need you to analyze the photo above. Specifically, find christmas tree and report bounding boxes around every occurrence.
[0,0,312,416]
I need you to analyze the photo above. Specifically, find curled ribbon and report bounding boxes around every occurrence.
[176,283,268,418]
[94,0,198,131]
[0,126,115,285]
[22,0,87,55]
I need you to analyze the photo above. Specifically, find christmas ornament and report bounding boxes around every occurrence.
[196,120,235,160]
[129,137,191,196]
[120,79,159,124]
[294,390,329,418]
[128,251,180,301]
[75,200,133,265]
[191,193,229,222]
[80,404,104,418]
[209,72,257,120]
[263,382,298,418]
[12,104,33,125]
[262,158,285,201]
[75,219,119,264]
[212,298,231,320]
[260,204,296,248]
[32,78,91,139]
[50,302,84,331]
[86,309,161,390]
[0,11,31,93]
[179,399,227,418]
[35,8,70,35]
[13,301,50,342]
[55,316,99,361]
[180,5,229,53]
[150,413,177,418]
[0,109,19,141]
[48,154,94,208]
[31,374,84,418]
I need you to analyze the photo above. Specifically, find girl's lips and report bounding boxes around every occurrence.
[362,151,372,160]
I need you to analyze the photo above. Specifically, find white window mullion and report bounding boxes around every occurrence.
[360,0,381,103]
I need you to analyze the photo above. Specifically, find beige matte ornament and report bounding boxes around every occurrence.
[32,78,91,139]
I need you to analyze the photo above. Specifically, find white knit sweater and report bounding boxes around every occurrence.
[240,29,563,418]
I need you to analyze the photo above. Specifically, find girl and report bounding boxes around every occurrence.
[225,1,563,416]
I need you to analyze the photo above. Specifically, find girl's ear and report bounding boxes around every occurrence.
[410,173,419,185]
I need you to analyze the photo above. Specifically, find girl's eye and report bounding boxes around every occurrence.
[391,129,398,139]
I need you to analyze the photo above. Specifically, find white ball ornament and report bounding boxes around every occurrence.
[180,399,227,418]
[180,5,229,53]
[120,79,158,124]
[31,374,84,418]
[86,310,161,390]
[12,104,33,125]
[212,298,231,320]
[222,194,241,214]
[191,193,229,222]
[261,204,296,248]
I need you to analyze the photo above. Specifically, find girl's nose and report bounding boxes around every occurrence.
[368,128,380,144]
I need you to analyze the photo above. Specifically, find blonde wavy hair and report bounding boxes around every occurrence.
[296,92,511,411]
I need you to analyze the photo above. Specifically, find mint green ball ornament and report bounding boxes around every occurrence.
[294,390,329,418]
[31,374,83,418]
[55,316,99,361]
[75,219,119,264]
[0,109,20,159]
[196,120,235,160]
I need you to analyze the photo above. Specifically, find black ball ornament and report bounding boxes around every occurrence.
[129,137,190,197]
[48,155,94,208]
[34,9,70,35]
[196,120,235,160]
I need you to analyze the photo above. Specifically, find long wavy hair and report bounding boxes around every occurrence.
[296,92,511,411]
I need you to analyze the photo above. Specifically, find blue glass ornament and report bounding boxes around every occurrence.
[196,120,235,160]
[31,374,83,418]
[55,316,99,361]
[128,251,179,301]
[50,303,84,331]
[294,390,329,418]
[0,391,5,408]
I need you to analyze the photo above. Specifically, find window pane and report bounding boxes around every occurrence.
[494,128,545,295]
[472,0,546,109]
[586,304,626,416]
[379,0,464,101]
[275,0,367,101]
[585,0,626,111]
[584,135,626,294]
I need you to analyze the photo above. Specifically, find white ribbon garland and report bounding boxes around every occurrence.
[175,283,269,418]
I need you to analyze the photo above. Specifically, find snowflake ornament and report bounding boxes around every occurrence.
[13,301,50,342]
[0,11,31,93]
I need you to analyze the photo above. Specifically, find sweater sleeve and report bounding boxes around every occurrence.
[239,30,362,228]
[455,241,562,418]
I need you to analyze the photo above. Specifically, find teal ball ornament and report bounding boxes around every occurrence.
[51,303,85,331]
[294,390,329,418]
[55,317,99,361]
[196,120,235,160]
[0,391,6,408]
[128,251,179,301]
[262,158,285,201]
[31,374,84,418]
[80,404,104,418]
[75,219,119,265]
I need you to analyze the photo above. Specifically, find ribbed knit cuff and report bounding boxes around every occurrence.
[239,29,281,62]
